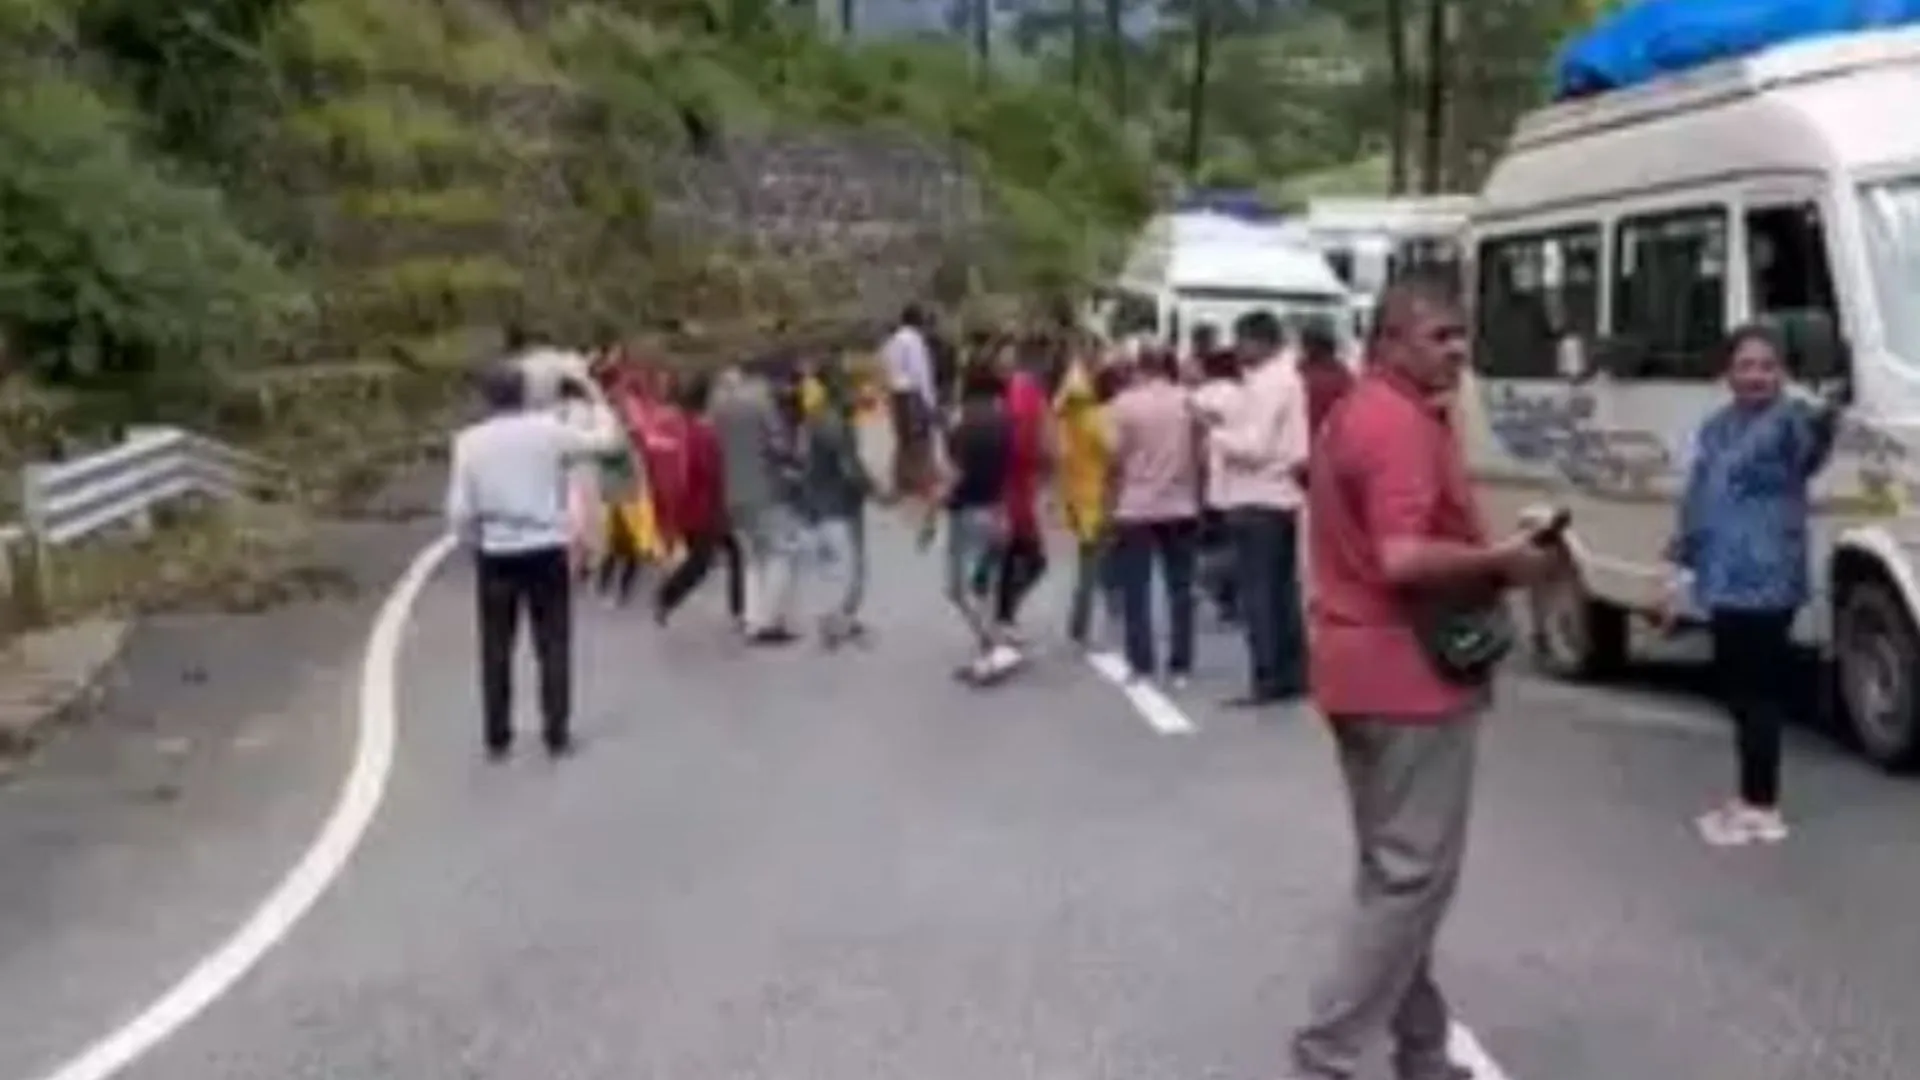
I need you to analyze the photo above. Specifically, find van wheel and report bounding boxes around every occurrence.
[1528,576,1628,679]
[1835,578,1920,771]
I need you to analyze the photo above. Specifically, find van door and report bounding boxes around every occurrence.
[1739,187,1850,634]
[1461,224,1606,555]
[1587,202,1734,609]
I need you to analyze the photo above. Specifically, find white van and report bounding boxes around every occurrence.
[1092,211,1357,359]
[1303,195,1474,334]
[1462,26,1920,768]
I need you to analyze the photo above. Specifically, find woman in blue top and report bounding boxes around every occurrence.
[1665,324,1840,847]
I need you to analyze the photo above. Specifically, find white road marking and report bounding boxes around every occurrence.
[1083,651,1197,735]
[30,534,456,1080]
[1086,653,1514,1079]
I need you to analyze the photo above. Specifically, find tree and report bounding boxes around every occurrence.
[1182,0,1215,177]
[1418,0,1448,192]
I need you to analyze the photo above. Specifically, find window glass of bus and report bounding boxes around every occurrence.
[1326,249,1356,288]
[1474,227,1601,378]
[1612,208,1729,379]
[1108,290,1159,338]
[1745,201,1841,379]
[1859,177,1920,372]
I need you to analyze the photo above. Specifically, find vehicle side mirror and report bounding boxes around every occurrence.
[1766,308,1850,385]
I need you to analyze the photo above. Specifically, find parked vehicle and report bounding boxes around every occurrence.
[1300,195,1474,337]
[1462,23,1920,768]
[1091,210,1357,361]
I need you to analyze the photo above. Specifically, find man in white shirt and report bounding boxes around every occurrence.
[1195,310,1311,707]
[445,359,622,759]
[881,304,939,502]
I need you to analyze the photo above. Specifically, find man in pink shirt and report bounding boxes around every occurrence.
[1104,346,1202,684]
[1195,310,1310,707]
[1287,280,1564,1080]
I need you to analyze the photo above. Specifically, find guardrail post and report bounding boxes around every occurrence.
[9,465,50,629]
[122,427,172,538]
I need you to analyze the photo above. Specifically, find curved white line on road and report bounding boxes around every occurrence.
[1082,650,1515,1080]
[30,534,457,1080]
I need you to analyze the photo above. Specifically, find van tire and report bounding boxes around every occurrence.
[1527,577,1628,680]
[1834,577,1920,772]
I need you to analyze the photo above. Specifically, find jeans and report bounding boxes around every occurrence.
[1109,517,1198,678]
[655,531,745,622]
[1293,713,1480,1080]
[945,506,1001,649]
[1710,608,1795,808]
[1198,508,1238,621]
[475,546,572,750]
[817,510,868,621]
[1228,505,1307,699]
[1067,535,1123,645]
[737,503,803,632]
[993,532,1048,627]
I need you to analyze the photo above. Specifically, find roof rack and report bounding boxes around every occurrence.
[1515,23,1920,152]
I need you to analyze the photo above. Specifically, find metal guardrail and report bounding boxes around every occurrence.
[1,428,280,627]
[18,426,279,548]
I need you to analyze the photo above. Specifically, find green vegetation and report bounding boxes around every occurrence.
[0,0,1618,464]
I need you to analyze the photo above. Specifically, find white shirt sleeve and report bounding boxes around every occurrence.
[444,433,477,545]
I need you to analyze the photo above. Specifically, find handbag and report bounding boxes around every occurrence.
[1411,601,1516,684]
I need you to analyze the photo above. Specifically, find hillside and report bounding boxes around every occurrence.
[0,0,1157,484]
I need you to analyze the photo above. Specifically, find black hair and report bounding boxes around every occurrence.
[960,360,1004,403]
[1720,322,1787,371]
[678,371,714,412]
[1233,309,1283,349]
[1138,345,1179,381]
[502,321,532,354]
[477,363,525,413]
[1297,316,1340,360]
[901,303,927,329]
[1199,348,1241,381]
[1370,274,1463,349]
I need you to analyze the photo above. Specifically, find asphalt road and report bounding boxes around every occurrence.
[6,507,1920,1080]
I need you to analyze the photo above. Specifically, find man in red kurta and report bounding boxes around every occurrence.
[993,353,1052,635]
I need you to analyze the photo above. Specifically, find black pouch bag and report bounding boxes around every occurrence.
[1412,601,1515,685]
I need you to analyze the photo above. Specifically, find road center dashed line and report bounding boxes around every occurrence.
[1082,652,1197,735]
[1083,649,1515,1080]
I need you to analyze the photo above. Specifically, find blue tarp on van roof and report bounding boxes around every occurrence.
[1553,0,1920,100]
[1172,188,1285,223]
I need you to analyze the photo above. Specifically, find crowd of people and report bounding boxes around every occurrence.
[443,276,1841,1080]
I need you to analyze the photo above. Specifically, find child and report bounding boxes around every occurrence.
[935,362,1023,682]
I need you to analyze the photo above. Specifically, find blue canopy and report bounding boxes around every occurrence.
[1172,188,1285,223]
[1554,0,1920,99]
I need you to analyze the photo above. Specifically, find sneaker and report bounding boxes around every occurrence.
[1168,674,1192,692]
[983,643,1025,675]
[1697,802,1788,846]
[1696,804,1749,847]
[1740,805,1790,844]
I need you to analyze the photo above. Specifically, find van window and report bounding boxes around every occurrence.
[1612,208,1728,379]
[1745,202,1841,378]
[1474,227,1601,378]
[1109,291,1159,337]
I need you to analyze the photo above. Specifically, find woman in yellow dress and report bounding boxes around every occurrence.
[1054,347,1121,649]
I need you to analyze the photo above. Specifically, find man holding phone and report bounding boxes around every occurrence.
[1287,280,1567,1080]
